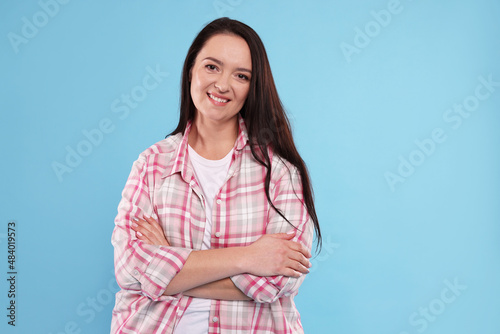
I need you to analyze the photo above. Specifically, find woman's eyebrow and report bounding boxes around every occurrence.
[203,56,252,74]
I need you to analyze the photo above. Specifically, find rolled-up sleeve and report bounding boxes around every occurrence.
[111,153,192,301]
[231,163,314,303]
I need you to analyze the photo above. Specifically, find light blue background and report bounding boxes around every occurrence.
[1,0,499,333]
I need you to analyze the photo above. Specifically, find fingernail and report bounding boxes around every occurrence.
[136,231,143,237]
[132,222,138,228]
[132,217,139,221]
[308,262,312,268]
[287,230,295,235]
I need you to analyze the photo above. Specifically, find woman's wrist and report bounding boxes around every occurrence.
[232,246,251,274]
[183,278,252,301]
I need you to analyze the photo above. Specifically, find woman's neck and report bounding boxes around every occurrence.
[188,115,238,160]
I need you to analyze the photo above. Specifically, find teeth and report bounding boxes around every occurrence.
[209,93,228,103]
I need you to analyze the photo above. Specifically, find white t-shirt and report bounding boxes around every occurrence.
[173,145,233,334]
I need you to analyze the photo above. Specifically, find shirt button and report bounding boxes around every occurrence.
[215,232,221,238]
[190,180,195,186]
[212,316,219,323]
[134,270,139,276]
[216,199,222,205]
[177,309,183,316]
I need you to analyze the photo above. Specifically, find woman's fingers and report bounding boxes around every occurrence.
[131,216,170,246]
[246,234,312,277]
[270,231,312,259]
[287,238,312,259]
[277,238,312,273]
[131,219,148,239]
[282,268,302,278]
[133,217,155,235]
[276,256,308,278]
[135,230,154,244]
[278,240,312,275]
[286,247,311,274]
[143,216,165,236]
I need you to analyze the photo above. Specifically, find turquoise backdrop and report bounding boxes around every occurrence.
[1,0,499,333]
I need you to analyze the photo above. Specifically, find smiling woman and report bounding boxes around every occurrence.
[110,17,321,334]
[188,33,252,159]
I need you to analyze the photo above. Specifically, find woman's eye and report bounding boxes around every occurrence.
[237,74,249,80]
[206,64,217,71]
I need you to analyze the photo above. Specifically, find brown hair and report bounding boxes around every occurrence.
[168,17,322,252]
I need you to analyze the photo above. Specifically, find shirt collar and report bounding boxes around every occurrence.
[162,114,249,180]
[234,114,249,151]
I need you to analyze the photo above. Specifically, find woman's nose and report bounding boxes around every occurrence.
[214,76,230,92]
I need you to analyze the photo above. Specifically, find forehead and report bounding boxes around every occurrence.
[197,34,252,68]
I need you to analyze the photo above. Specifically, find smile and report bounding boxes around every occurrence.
[208,93,229,103]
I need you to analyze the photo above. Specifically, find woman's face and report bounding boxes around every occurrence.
[190,33,252,126]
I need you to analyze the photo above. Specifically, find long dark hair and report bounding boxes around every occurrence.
[168,17,321,252]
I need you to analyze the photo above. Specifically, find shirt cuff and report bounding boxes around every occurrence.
[133,246,193,300]
[231,273,297,303]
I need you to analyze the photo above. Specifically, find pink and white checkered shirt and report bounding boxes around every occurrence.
[111,116,313,333]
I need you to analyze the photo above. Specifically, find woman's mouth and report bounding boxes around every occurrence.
[208,93,229,104]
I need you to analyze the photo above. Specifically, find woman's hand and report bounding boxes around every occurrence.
[244,231,312,278]
[131,216,170,246]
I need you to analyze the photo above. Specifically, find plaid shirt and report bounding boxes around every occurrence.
[111,116,313,334]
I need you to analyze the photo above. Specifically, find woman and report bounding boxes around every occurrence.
[111,17,321,334]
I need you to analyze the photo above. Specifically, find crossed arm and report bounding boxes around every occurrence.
[131,216,312,301]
